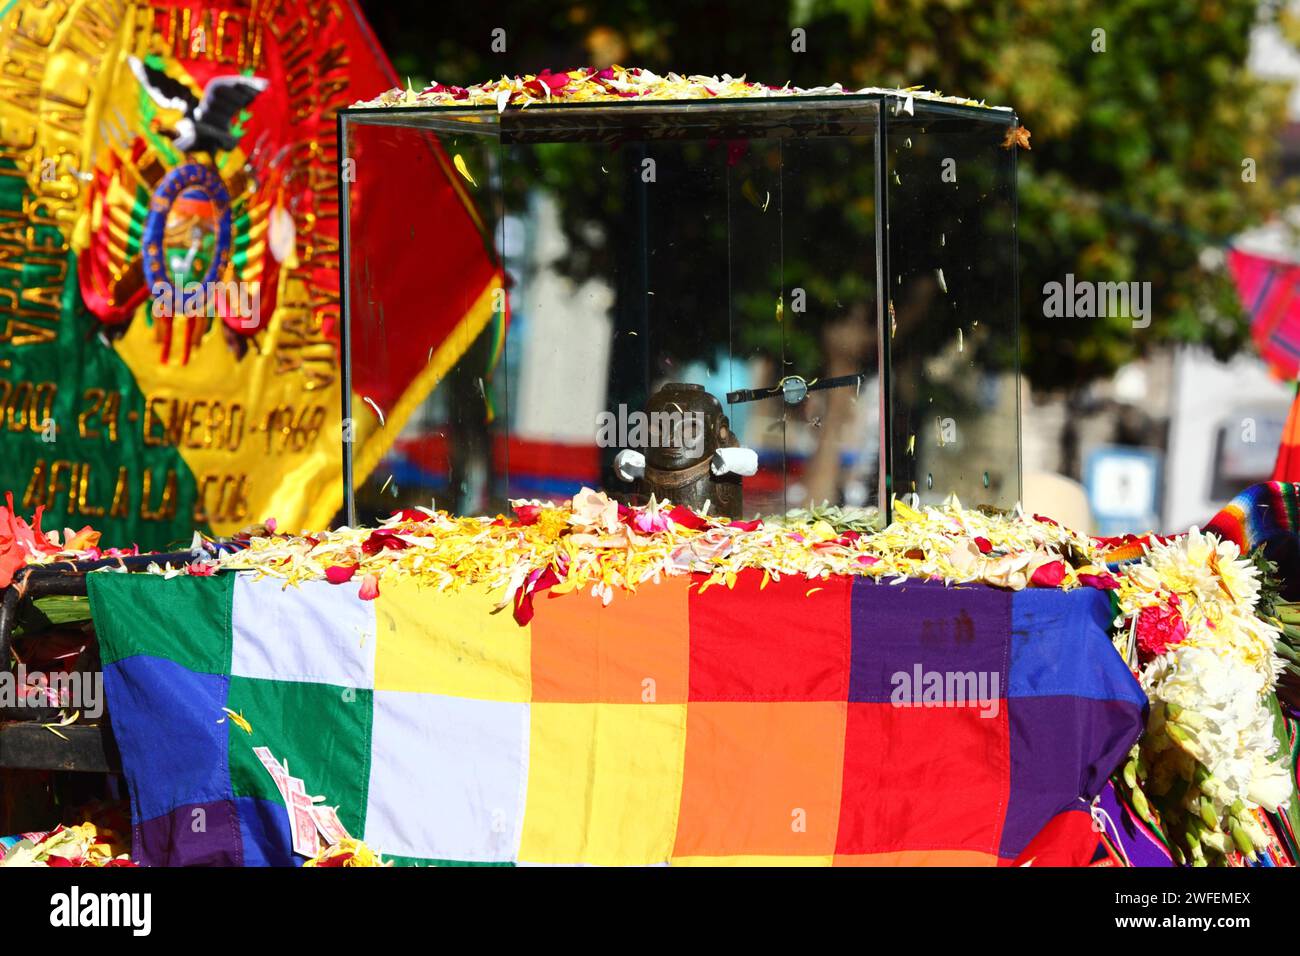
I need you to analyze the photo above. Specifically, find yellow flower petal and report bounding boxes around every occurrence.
[453,153,478,187]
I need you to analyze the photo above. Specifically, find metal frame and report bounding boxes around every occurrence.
[338,110,356,527]
[0,552,215,772]
[875,103,893,520]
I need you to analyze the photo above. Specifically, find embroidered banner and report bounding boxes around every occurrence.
[0,0,501,547]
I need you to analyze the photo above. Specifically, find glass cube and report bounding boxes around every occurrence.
[338,94,1021,524]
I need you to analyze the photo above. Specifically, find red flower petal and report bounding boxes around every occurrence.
[666,506,710,530]
[358,573,380,601]
[513,565,561,625]
[325,565,358,584]
[1078,572,1120,591]
[361,531,409,554]
[512,504,541,525]
[973,536,993,554]
[1030,560,1066,587]
[1135,597,1188,659]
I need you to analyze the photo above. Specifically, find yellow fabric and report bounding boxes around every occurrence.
[519,702,687,866]
[374,578,530,702]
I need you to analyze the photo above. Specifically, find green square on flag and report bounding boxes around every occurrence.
[226,675,373,838]
[89,573,234,674]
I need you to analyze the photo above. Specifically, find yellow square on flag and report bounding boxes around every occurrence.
[519,702,687,866]
[374,579,531,702]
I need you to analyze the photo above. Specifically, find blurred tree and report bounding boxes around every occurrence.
[361,0,1296,507]
[362,0,1295,392]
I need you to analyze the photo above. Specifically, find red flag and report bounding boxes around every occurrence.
[343,86,504,489]
[1225,248,1300,481]
[1228,247,1300,380]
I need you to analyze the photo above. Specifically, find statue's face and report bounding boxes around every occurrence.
[643,386,722,470]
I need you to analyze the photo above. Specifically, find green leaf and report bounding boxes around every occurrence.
[13,595,92,639]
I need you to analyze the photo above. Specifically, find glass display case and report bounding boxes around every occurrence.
[337,93,1021,525]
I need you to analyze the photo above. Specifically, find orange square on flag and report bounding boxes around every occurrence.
[673,701,847,858]
[530,576,690,704]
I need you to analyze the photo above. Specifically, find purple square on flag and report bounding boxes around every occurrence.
[848,580,1011,705]
[999,695,1145,858]
[135,799,242,867]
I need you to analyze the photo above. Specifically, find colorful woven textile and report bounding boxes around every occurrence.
[1203,481,1300,552]
[1089,780,1175,867]
[1098,482,1300,568]
[87,570,1145,866]
[1263,701,1300,865]
[1203,482,1300,601]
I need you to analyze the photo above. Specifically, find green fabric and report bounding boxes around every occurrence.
[87,573,232,672]
[225,675,372,839]
[0,159,205,551]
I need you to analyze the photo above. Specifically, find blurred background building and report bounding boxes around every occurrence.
[357,0,1300,534]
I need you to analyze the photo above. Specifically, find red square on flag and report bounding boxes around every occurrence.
[688,570,851,701]
[835,701,1010,857]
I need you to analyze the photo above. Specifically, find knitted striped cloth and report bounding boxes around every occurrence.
[1096,482,1300,569]
[1203,481,1300,551]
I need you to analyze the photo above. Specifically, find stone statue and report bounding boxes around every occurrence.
[612,382,756,519]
